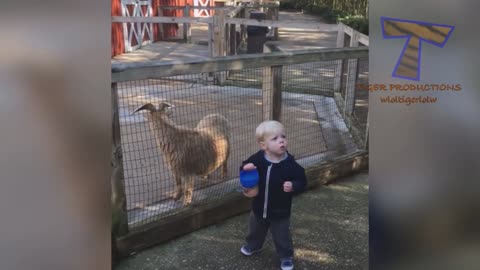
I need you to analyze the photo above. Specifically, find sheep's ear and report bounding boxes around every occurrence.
[133,103,156,114]
[158,102,175,112]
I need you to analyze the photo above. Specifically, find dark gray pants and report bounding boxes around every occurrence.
[245,211,294,259]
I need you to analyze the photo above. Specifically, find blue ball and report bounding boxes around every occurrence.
[240,169,259,188]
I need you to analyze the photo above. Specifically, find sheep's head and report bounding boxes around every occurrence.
[133,102,175,116]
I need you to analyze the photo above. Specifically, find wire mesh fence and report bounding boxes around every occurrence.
[112,48,368,232]
[353,56,369,133]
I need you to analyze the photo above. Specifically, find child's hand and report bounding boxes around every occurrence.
[243,163,256,171]
[283,181,293,192]
[243,186,258,197]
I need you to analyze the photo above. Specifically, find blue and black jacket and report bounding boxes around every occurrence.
[240,150,307,220]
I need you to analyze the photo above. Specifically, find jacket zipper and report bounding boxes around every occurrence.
[263,164,272,218]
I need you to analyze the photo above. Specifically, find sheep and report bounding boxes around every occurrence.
[133,102,231,205]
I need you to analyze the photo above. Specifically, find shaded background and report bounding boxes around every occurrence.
[0,1,110,270]
[369,0,480,269]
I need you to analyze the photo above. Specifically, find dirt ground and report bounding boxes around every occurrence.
[115,170,368,270]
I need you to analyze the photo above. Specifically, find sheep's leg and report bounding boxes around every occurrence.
[221,161,228,180]
[183,176,195,205]
[199,174,209,189]
[222,147,230,181]
[173,175,183,201]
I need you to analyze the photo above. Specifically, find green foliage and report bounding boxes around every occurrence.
[279,0,297,10]
[281,0,369,35]
[338,15,369,35]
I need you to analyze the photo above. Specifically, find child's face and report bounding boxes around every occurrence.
[260,129,288,158]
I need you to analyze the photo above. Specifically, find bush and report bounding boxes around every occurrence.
[279,0,297,10]
[307,6,368,35]
[310,6,333,19]
[279,1,369,36]
[307,6,348,23]
[338,15,369,35]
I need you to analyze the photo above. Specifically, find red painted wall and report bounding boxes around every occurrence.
[111,0,215,57]
[159,0,180,38]
[151,0,162,42]
[111,0,124,57]
[111,0,180,57]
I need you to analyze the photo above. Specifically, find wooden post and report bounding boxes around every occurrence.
[259,0,264,12]
[183,5,191,43]
[334,23,345,93]
[225,22,230,56]
[273,1,279,40]
[265,4,273,39]
[229,23,236,55]
[157,7,164,40]
[240,7,247,48]
[111,83,129,239]
[212,9,226,57]
[213,9,226,84]
[262,65,283,121]
[208,22,214,57]
[344,30,359,116]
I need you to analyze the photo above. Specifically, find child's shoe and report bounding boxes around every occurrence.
[240,245,261,256]
[280,258,294,270]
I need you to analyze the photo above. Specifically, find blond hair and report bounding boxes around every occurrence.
[255,120,285,143]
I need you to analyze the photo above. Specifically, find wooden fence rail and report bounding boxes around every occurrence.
[112,46,368,81]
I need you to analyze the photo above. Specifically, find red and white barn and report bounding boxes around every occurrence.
[111,0,220,57]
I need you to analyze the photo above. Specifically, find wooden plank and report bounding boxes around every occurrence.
[229,23,236,55]
[334,23,345,93]
[262,65,282,121]
[208,23,214,57]
[225,22,230,56]
[225,18,338,32]
[111,82,129,239]
[183,5,192,43]
[157,7,164,40]
[112,16,212,24]
[115,150,368,257]
[116,191,252,257]
[159,5,233,10]
[240,2,279,8]
[112,16,338,31]
[240,8,247,47]
[226,5,244,17]
[342,23,369,46]
[358,33,369,46]
[336,23,346,48]
[343,26,353,36]
[213,9,227,84]
[273,2,279,40]
[111,47,368,82]
[304,150,368,188]
[212,9,226,57]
